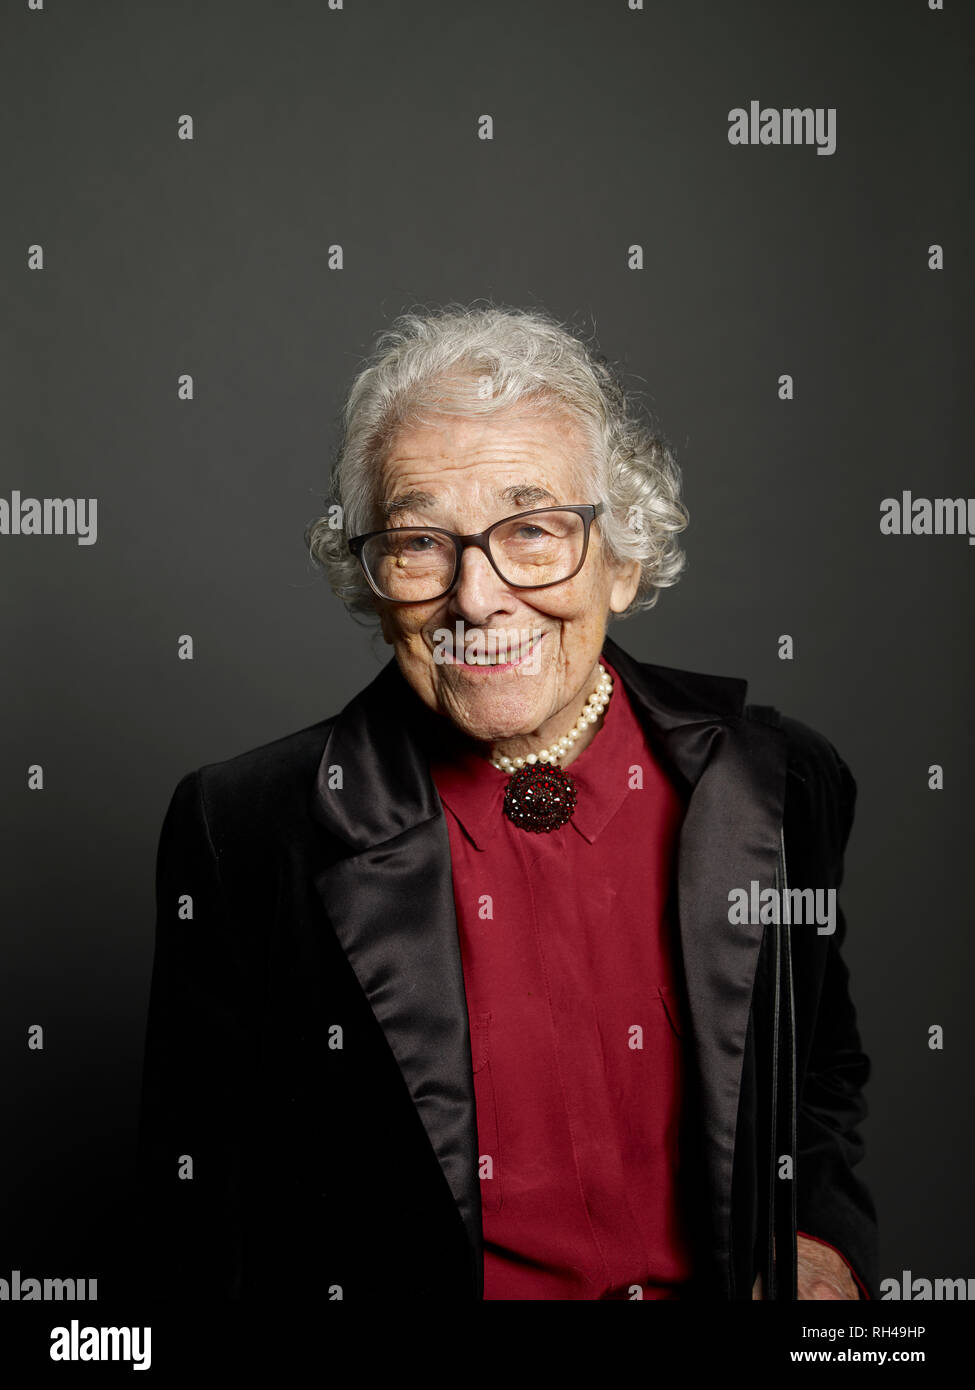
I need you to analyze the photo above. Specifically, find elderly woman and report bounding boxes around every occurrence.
[137,304,877,1302]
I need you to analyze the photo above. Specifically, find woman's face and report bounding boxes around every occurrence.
[370,409,640,758]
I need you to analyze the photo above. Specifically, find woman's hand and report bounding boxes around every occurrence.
[751,1235,861,1299]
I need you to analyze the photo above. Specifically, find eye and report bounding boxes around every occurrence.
[391,531,448,555]
[514,523,546,539]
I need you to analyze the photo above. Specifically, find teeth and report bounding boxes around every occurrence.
[457,634,538,665]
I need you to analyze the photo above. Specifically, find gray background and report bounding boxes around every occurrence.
[1,0,971,1294]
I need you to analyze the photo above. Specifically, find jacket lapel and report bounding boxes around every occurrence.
[604,638,788,1289]
[309,661,484,1293]
[310,639,787,1297]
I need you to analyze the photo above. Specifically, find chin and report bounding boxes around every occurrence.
[448,689,546,745]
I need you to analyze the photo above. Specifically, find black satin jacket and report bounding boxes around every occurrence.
[135,635,879,1300]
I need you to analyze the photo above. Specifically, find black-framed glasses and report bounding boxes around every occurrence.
[348,503,605,604]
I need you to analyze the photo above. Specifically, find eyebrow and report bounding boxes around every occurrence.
[379,482,560,520]
[380,489,437,519]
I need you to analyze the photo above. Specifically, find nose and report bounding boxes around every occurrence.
[447,541,516,625]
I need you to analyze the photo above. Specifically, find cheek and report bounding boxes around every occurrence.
[542,585,612,667]
[531,575,600,627]
[539,575,610,635]
[393,613,448,686]
[380,601,429,645]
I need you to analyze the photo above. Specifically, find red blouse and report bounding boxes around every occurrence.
[430,657,697,1299]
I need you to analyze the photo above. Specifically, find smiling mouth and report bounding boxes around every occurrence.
[445,631,544,668]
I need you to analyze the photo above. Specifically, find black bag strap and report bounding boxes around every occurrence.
[744,702,797,1300]
[773,827,799,1300]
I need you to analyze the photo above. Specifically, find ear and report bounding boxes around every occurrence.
[609,557,641,613]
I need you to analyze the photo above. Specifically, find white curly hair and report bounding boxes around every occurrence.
[305,300,688,618]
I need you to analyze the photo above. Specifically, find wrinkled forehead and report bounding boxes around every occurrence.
[377,408,595,522]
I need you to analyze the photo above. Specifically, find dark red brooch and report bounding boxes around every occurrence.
[502,761,578,833]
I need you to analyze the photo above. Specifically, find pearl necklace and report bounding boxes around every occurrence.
[489,664,614,832]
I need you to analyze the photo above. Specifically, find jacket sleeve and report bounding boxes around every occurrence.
[135,769,250,1297]
[785,729,880,1300]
